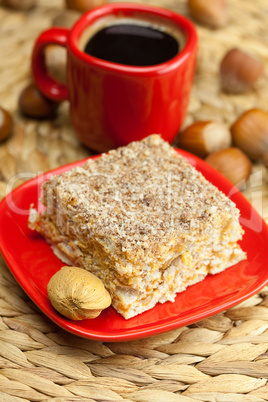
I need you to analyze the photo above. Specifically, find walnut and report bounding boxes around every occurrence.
[47,266,111,320]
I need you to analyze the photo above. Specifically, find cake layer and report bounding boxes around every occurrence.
[29,210,245,318]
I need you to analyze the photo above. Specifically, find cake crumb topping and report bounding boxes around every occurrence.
[42,135,240,257]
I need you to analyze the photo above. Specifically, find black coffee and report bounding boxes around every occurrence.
[84,23,179,66]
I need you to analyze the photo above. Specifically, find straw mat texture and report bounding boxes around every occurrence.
[0,0,268,400]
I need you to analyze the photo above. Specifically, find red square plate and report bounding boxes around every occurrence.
[0,149,268,341]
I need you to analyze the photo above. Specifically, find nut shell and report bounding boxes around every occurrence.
[45,46,67,85]
[231,108,268,161]
[19,83,59,119]
[65,0,107,12]
[263,149,268,170]
[52,10,82,28]
[0,107,13,142]
[47,266,112,320]
[205,147,252,189]
[2,0,36,10]
[188,0,228,28]
[178,120,231,158]
[220,48,264,93]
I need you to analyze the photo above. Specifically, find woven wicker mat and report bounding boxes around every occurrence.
[0,0,268,400]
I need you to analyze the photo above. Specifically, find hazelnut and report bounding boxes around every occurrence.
[45,46,67,85]
[220,48,264,93]
[47,266,112,320]
[188,0,228,29]
[231,108,268,161]
[52,10,82,28]
[65,0,107,13]
[263,149,268,170]
[178,120,231,158]
[0,107,13,142]
[18,83,59,119]
[46,10,82,86]
[2,0,36,10]
[205,147,252,189]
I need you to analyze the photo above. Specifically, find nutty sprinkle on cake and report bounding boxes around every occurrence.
[42,135,237,259]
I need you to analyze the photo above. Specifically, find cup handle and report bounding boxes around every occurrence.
[32,27,69,102]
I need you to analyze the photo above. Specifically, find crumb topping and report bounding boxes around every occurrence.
[42,135,240,259]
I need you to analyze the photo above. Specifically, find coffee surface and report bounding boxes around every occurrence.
[84,23,179,66]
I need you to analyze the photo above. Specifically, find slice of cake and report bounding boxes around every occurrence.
[29,135,246,319]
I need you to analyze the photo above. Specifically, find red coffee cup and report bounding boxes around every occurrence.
[32,3,198,152]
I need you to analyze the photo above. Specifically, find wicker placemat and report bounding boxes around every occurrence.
[0,0,268,400]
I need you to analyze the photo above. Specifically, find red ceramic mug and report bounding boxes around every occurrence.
[32,3,198,152]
